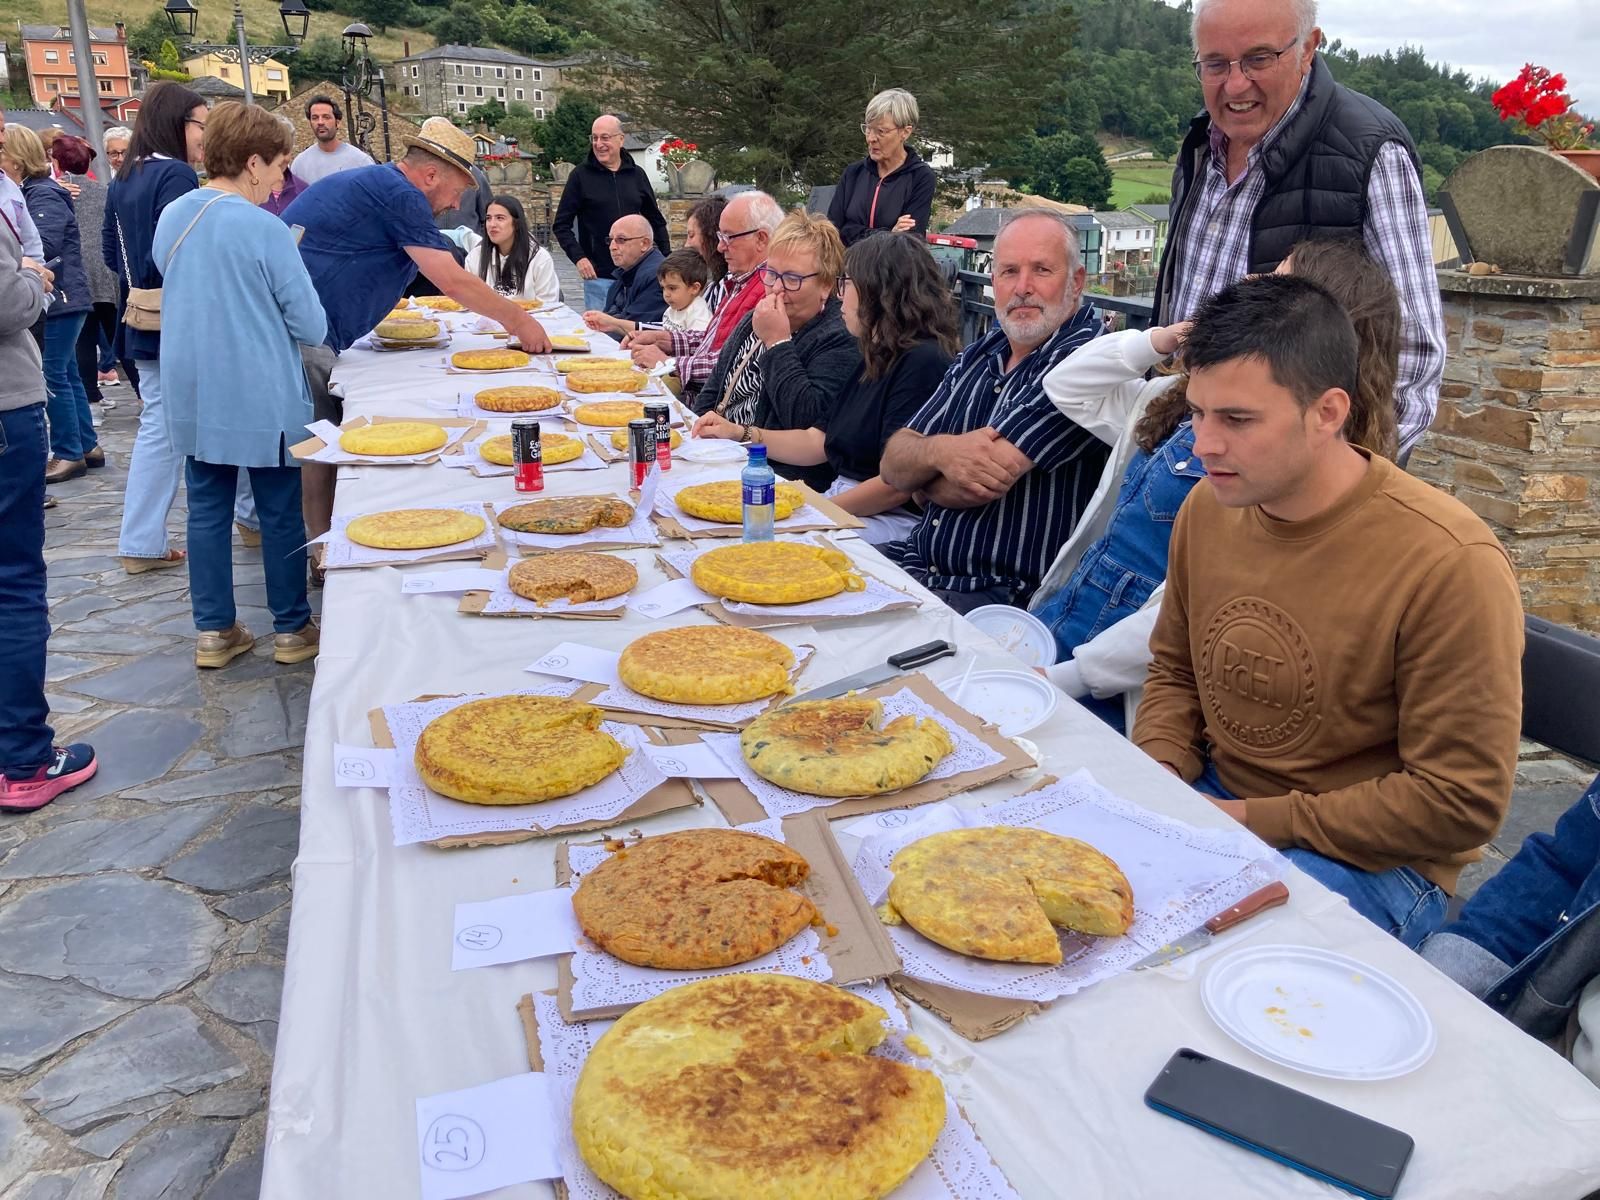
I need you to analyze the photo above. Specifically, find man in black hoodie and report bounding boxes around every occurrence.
[552,114,671,311]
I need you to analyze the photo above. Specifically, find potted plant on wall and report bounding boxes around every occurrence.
[658,137,702,197]
[1492,64,1599,180]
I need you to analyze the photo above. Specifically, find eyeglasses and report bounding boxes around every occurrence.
[834,275,854,299]
[860,123,905,138]
[1192,37,1301,82]
[608,233,648,245]
[589,134,620,144]
[716,227,761,246]
[759,265,819,293]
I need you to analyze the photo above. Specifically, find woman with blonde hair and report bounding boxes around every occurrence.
[827,88,936,247]
[153,101,326,669]
[689,208,860,490]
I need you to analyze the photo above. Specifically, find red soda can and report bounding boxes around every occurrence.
[643,400,672,471]
[511,418,543,492]
[627,418,656,489]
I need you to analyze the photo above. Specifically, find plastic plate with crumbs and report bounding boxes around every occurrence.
[941,669,1058,737]
[963,605,1057,667]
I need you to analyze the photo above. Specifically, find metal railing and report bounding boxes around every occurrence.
[955,270,1153,346]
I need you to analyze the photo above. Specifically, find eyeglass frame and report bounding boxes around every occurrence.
[589,133,621,144]
[860,121,909,138]
[759,265,820,293]
[716,227,762,246]
[1191,36,1302,83]
[607,233,650,245]
[834,274,854,299]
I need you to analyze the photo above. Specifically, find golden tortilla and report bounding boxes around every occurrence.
[547,333,591,349]
[618,626,794,704]
[572,974,944,1200]
[885,827,1135,963]
[479,432,583,466]
[498,496,635,535]
[556,355,635,373]
[414,295,464,311]
[573,400,647,426]
[690,542,864,604]
[452,348,530,370]
[338,422,449,456]
[609,427,681,451]
[415,695,627,805]
[740,699,953,797]
[375,316,439,340]
[568,371,650,396]
[474,386,563,413]
[676,480,805,525]
[507,552,637,605]
[572,829,817,968]
[345,508,486,550]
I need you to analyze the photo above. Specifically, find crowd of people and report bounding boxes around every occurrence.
[0,0,1594,1089]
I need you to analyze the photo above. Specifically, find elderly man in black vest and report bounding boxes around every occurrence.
[1152,0,1444,459]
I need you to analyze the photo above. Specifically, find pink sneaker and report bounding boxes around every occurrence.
[0,744,98,812]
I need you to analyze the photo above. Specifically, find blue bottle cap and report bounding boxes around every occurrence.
[747,444,768,461]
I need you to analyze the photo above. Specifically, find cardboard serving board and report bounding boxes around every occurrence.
[498,493,661,557]
[549,808,900,1021]
[288,414,484,464]
[652,548,920,630]
[652,481,866,541]
[456,551,630,621]
[703,672,1037,826]
[564,645,817,732]
[318,501,500,572]
[367,697,699,848]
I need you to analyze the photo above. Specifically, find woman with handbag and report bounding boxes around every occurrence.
[103,81,208,574]
[155,102,326,669]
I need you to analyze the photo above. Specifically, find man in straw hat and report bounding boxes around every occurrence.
[283,116,554,545]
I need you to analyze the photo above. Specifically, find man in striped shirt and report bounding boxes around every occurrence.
[1153,0,1444,458]
[880,210,1106,613]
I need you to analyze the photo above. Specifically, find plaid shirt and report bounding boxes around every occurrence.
[1167,79,1445,455]
[668,265,764,388]
[883,307,1106,598]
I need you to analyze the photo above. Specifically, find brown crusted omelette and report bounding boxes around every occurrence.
[740,699,953,797]
[497,497,635,535]
[885,826,1134,963]
[572,829,817,968]
[474,385,563,413]
[507,552,637,605]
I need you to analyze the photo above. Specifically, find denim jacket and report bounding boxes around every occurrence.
[1421,776,1600,1040]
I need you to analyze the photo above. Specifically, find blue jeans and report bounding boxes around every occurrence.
[0,404,55,775]
[1191,761,1448,949]
[43,312,96,462]
[1035,422,1204,735]
[185,458,310,634]
[582,277,614,312]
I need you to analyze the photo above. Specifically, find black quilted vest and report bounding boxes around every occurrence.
[1152,56,1420,323]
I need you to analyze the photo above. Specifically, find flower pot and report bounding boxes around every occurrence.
[551,160,576,185]
[1439,145,1600,276]
[664,163,686,199]
[677,158,716,197]
[1558,150,1600,182]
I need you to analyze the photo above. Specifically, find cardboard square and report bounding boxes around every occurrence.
[367,697,699,848]
[652,546,920,630]
[702,673,1036,826]
[652,481,866,541]
[289,414,483,464]
[550,808,900,1020]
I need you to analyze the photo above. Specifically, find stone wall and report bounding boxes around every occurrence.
[1410,270,1600,631]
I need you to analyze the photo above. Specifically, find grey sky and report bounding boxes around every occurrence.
[1172,1,1600,114]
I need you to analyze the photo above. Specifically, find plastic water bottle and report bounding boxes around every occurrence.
[742,444,775,542]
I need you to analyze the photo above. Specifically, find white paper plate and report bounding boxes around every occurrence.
[963,605,1057,667]
[677,438,750,464]
[943,669,1058,736]
[1202,944,1436,1081]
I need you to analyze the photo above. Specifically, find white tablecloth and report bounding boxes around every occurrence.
[262,317,1600,1200]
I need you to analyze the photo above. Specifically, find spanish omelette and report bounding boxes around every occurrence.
[572,829,817,968]
[497,497,635,535]
[675,480,805,525]
[609,427,682,451]
[740,699,954,797]
[474,385,563,413]
[345,508,487,550]
[547,333,591,350]
[618,626,795,704]
[885,827,1135,963]
[569,371,650,396]
[571,974,945,1200]
[338,422,449,457]
[507,552,637,605]
[690,542,864,604]
[375,316,439,340]
[479,432,584,466]
[414,295,464,311]
[452,348,530,371]
[573,400,647,426]
[556,355,634,372]
[415,695,627,805]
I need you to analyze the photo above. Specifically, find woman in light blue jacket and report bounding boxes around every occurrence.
[153,103,327,670]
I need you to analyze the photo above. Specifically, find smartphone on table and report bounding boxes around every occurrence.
[1145,1047,1414,1200]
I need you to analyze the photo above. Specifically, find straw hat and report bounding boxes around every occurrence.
[403,116,477,177]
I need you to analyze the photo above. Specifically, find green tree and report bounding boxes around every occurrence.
[124,12,176,64]
[570,0,1078,194]
[431,1,486,45]
[467,97,507,127]
[499,4,572,55]
[350,0,412,35]
[500,100,542,146]
[537,92,601,166]
[288,35,348,85]
[156,39,183,72]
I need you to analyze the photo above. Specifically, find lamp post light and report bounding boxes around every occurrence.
[164,0,308,106]
[340,23,392,162]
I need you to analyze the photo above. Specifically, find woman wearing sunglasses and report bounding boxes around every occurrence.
[688,209,859,491]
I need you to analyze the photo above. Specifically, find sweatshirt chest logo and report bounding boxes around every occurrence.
[1198,597,1320,757]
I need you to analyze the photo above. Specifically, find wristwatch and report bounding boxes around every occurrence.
[739,424,753,444]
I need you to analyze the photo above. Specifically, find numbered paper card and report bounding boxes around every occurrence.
[331,744,397,788]
[414,1073,561,1200]
[451,888,582,971]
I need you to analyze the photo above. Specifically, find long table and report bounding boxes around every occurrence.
[261,312,1600,1200]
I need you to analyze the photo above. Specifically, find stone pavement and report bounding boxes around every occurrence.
[1,284,1592,1196]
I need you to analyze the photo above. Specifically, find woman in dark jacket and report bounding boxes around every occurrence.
[690,210,860,492]
[2,125,98,483]
[53,135,121,412]
[827,88,937,248]
[104,81,208,573]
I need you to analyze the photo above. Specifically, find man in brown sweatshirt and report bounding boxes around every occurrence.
[1132,274,1523,948]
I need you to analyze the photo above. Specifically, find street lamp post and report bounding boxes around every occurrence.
[64,0,104,150]
[164,0,310,106]
[340,24,391,163]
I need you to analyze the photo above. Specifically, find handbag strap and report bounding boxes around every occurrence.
[114,212,132,281]
[161,191,229,274]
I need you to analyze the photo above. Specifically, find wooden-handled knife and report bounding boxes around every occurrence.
[1129,881,1290,970]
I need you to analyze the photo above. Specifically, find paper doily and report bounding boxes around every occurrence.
[657,545,917,618]
[380,685,668,845]
[531,989,1020,1200]
[587,645,814,726]
[320,502,497,569]
[703,686,1006,818]
[491,497,659,551]
[850,770,1283,1003]
[478,574,627,617]
[307,421,470,465]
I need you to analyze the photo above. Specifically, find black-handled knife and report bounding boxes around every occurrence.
[786,640,956,705]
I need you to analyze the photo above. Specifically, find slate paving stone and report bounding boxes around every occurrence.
[65,709,205,803]
[197,964,283,1027]
[46,631,177,655]
[214,884,290,923]
[152,607,272,639]
[95,597,194,629]
[112,1121,236,1200]
[215,679,306,758]
[259,906,292,958]
[198,1151,263,1200]
[9,1162,119,1200]
[43,691,97,714]
[0,875,223,1000]
[0,1100,47,1193]
[44,655,101,683]
[165,805,298,893]
[68,649,203,708]
[22,1005,247,1134]
[70,1112,156,1158]
[127,758,298,804]
[49,593,122,624]
[42,552,123,574]
[46,575,101,600]
[0,803,221,879]
[176,750,218,772]
[188,1085,262,1119]
[0,972,136,1075]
